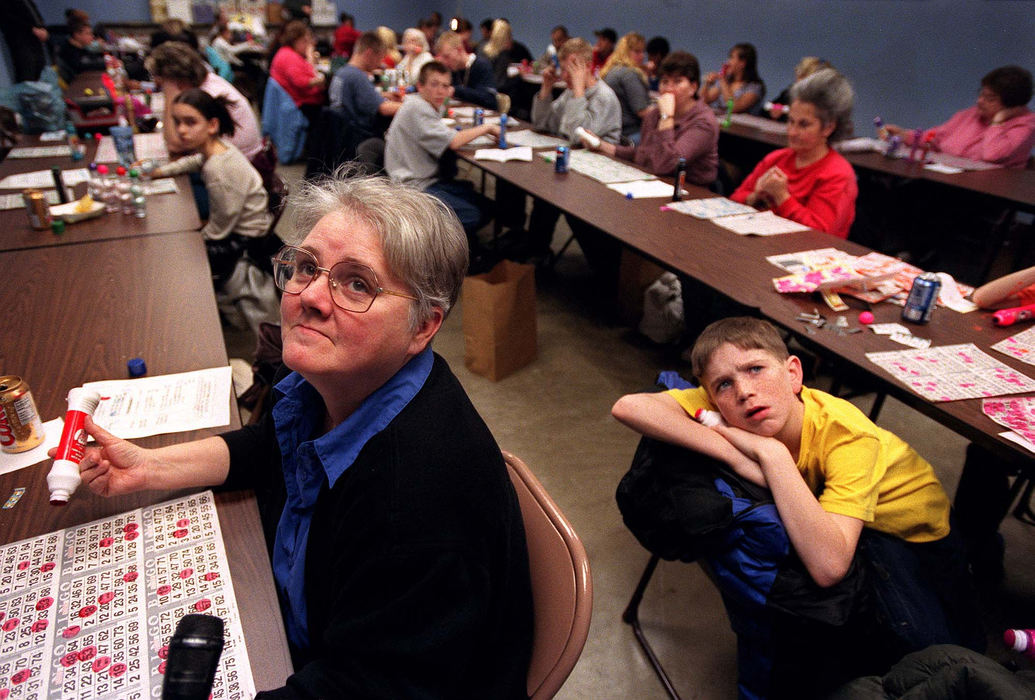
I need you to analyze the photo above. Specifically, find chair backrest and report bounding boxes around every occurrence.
[503,451,592,700]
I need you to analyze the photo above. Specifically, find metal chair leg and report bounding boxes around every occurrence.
[622,554,682,700]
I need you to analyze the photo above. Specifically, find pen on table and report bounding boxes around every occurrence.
[51,166,69,203]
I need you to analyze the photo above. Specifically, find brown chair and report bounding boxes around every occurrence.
[503,451,593,700]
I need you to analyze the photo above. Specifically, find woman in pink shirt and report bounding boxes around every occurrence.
[886,65,1034,169]
[731,69,857,238]
[270,20,326,118]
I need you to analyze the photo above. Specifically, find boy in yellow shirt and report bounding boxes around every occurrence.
[613,317,983,654]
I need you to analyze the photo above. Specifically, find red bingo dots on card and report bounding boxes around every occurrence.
[91,656,111,673]
[31,620,47,633]
[157,585,172,596]
[98,592,115,605]
[202,572,219,581]
[77,646,97,662]
[179,568,193,580]
[78,605,97,618]
[17,560,29,570]
[62,625,80,638]
[173,529,188,538]
[10,669,31,684]
[40,562,55,572]
[176,519,190,528]
[123,571,138,583]
[61,652,78,667]
[99,537,114,548]
[2,618,19,631]
[35,597,53,610]
[109,662,127,678]
[194,598,211,612]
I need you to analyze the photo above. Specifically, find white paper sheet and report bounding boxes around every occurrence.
[606,180,684,199]
[0,418,63,476]
[504,130,567,148]
[7,146,73,159]
[564,150,656,184]
[83,367,233,440]
[710,210,810,236]
[664,197,756,219]
[94,133,170,163]
[474,146,533,162]
[0,190,60,210]
[0,168,90,190]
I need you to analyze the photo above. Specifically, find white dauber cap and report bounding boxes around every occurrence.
[48,459,82,505]
[66,387,102,414]
[694,409,726,428]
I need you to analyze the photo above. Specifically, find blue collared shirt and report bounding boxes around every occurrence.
[270,347,434,649]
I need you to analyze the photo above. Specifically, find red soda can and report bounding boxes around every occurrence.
[0,376,45,453]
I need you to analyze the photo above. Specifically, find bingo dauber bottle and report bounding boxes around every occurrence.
[48,388,102,504]
[498,114,508,148]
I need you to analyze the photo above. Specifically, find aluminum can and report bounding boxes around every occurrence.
[902,272,942,323]
[0,375,45,453]
[23,189,51,230]
[473,108,484,126]
[555,146,569,173]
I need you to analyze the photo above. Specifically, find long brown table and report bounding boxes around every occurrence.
[0,133,200,251]
[0,232,293,690]
[720,119,1035,208]
[461,146,1035,465]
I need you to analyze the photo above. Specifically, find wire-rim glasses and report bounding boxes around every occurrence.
[271,245,418,313]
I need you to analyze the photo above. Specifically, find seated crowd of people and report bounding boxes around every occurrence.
[6,5,1035,698]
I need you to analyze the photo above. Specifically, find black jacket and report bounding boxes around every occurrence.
[221,353,533,698]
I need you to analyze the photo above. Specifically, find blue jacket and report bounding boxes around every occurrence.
[261,77,308,164]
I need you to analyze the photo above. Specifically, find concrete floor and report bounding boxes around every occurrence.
[224,163,1035,698]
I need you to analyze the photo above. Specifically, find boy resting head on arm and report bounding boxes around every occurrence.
[612,317,984,652]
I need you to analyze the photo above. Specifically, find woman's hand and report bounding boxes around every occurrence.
[50,416,154,497]
[756,166,789,206]
[657,93,676,118]
[568,55,587,96]
[993,106,1026,124]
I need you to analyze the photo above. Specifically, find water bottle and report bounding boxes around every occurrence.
[498,114,508,149]
[130,169,146,219]
[87,163,102,200]
[116,165,133,215]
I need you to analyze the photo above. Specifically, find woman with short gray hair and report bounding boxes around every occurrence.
[72,172,533,697]
[730,69,858,238]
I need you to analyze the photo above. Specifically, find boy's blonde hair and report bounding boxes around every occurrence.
[690,317,788,382]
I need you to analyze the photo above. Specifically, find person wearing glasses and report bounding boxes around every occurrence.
[65,174,534,698]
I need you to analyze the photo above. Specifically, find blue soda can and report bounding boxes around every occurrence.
[474,108,484,126]
[902,272,942,323]
[498,114,508,148]
[555,146,569,173]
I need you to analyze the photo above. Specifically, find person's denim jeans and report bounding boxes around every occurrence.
[857,521,986,656]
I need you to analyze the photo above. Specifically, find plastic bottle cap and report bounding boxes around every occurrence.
[51,219,66,235]
[47,459,82,505]
[127,357,147,378]
[67,387,102,414]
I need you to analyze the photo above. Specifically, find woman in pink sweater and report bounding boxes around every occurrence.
[731,69,857,238]
[885,65,1034,169]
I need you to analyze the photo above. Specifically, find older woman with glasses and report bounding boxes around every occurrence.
[66,174,534,698]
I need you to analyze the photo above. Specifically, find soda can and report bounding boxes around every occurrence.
[0,376,45,453]
[23,188,51,230]
[474,108,484,126]
[902,272,942,324]
[555,146,569,173]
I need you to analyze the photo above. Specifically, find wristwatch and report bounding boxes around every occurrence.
[659,111,673,121]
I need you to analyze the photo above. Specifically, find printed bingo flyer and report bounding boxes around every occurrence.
[0,491,254,699]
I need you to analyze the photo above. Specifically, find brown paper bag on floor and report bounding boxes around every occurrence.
[462,260,537,381]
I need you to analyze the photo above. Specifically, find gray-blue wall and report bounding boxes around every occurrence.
[7,1,1034,131]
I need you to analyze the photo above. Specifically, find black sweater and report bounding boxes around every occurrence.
[221,354,533,698]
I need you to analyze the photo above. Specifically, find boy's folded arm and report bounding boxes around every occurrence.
[749,440,864,587]
[611,392,766,485]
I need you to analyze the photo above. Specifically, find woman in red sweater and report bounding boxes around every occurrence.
[731,69,857,238]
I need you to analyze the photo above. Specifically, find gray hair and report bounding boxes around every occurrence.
[401,28,429,53]
[790,68,854,142]
[288,169,469,329]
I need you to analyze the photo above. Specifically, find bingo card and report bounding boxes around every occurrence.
[0,491,254,699]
